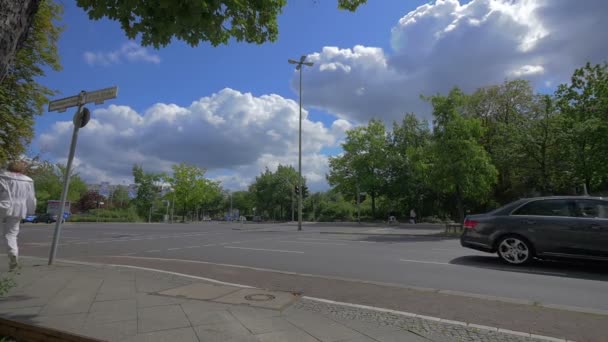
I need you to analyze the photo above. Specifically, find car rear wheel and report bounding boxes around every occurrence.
[497,236,533,265]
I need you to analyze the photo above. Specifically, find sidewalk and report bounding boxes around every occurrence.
[0,257,554,342]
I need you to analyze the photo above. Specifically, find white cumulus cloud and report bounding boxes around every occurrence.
[296,0,608,123]
[37,89,348,191]
[83,42,161,66]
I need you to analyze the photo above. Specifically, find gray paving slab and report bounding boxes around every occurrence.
[82,319,138,342]
[329,316,430,342]
[193,320,258,342]
[180,301,236,326]
[235,315,297,335]
[256,329,320,342]
[158,282,239,300]
[284,310,365,342]
[0,305,41,317]
[122,327,199,342]
[32,312,87,335]
[39,277,103,315]
[229,305,282,320]
[87,299,137,324]
[137,304,191,333]
[95,279,137,301]
[214,288,297,310]
[136,293,189,308]
[135,273,193,293]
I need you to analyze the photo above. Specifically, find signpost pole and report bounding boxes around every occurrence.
[48,93,85,265]
[46,86,117,265]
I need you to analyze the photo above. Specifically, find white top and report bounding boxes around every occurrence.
[0,170,37,218]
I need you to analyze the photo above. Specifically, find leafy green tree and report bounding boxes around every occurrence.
[555,62,608,193]
[466,80,534,202]
[424,88,498,223]
[515,95,566,195]
[132,164,161,219]
[111,185,130,208]
[328,119,389,218]
[167,163,222,220]
[0,0,62,163]
[249,164,305,220]
[26,159,87,213]
[386,113,432,217]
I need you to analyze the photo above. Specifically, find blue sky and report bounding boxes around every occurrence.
[35,0,608,191]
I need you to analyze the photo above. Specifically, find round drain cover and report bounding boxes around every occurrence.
[244,294,276,302]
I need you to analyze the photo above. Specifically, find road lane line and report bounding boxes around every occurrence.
[184,245,201,249]
[167,248,181,251]
[145,249,161,253]
[224,246,304,254]
[399,259,450,265]
[278,240,346,246]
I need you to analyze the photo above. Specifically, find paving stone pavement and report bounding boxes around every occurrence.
[0,257,563,342]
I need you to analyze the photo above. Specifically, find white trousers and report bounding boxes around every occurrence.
[2,216,20,257]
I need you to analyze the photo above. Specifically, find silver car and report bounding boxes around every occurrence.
[460,196,608,265]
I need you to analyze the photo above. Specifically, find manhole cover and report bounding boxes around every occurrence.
[244,294,276,302]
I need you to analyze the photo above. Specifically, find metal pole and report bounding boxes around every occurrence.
[229,192,233,221]
[171,190,176,223]
[292,189,295,222]
[49,99,84,265]
[298,67,303,231]
[148,206,152,223]
[357,183,361,224]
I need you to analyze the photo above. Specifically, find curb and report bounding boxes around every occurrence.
[319,231,451,237]
[19,256,578,342]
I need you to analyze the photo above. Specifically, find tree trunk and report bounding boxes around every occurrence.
[0,0,41,82]
[456,184,465,224]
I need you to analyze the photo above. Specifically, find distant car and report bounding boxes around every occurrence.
[21,215,37,223]
[460,196,608,265]
[34,212,70,224]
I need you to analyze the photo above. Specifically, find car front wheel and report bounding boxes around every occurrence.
[497,236,533,265]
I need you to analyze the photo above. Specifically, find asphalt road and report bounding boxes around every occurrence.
[12,221,608,314]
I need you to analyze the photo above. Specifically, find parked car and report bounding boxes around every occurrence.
[33,212,70,224]
[21,214,37,223]
[460,196,608,265]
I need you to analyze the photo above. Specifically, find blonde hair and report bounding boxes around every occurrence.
[7,160,27,174]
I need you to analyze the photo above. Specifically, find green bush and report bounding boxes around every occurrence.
[70,207,142,222]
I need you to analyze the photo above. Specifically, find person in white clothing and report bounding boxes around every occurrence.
[0,161,36,271]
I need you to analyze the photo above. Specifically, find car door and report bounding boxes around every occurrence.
[571,199,608,259]
[510,198,578,255]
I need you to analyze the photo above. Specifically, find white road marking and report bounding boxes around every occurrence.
[399,259,450,265]
[167,247,181,251]
[224,246,304,254]
[145,249,161,253]
[122,252,137,256]
[184,245,201,249]
[278,240,346,246]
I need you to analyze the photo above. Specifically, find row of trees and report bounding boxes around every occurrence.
[327,62,608,223]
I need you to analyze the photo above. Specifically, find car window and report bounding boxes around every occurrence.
[512,199,573,217]
[574,200,608,219]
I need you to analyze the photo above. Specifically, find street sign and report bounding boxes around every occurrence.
[48,86,118,112]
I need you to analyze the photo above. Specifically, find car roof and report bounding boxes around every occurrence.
[520,196,605,201]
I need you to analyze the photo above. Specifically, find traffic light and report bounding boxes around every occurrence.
[294,185,300,195]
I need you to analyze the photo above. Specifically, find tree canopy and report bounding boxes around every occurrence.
[0,0,62,164]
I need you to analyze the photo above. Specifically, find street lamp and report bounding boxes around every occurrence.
[288,55,314,231]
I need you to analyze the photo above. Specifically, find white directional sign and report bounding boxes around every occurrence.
[48,86,118,112]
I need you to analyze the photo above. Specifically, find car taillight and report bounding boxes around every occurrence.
[463,219,479,229]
